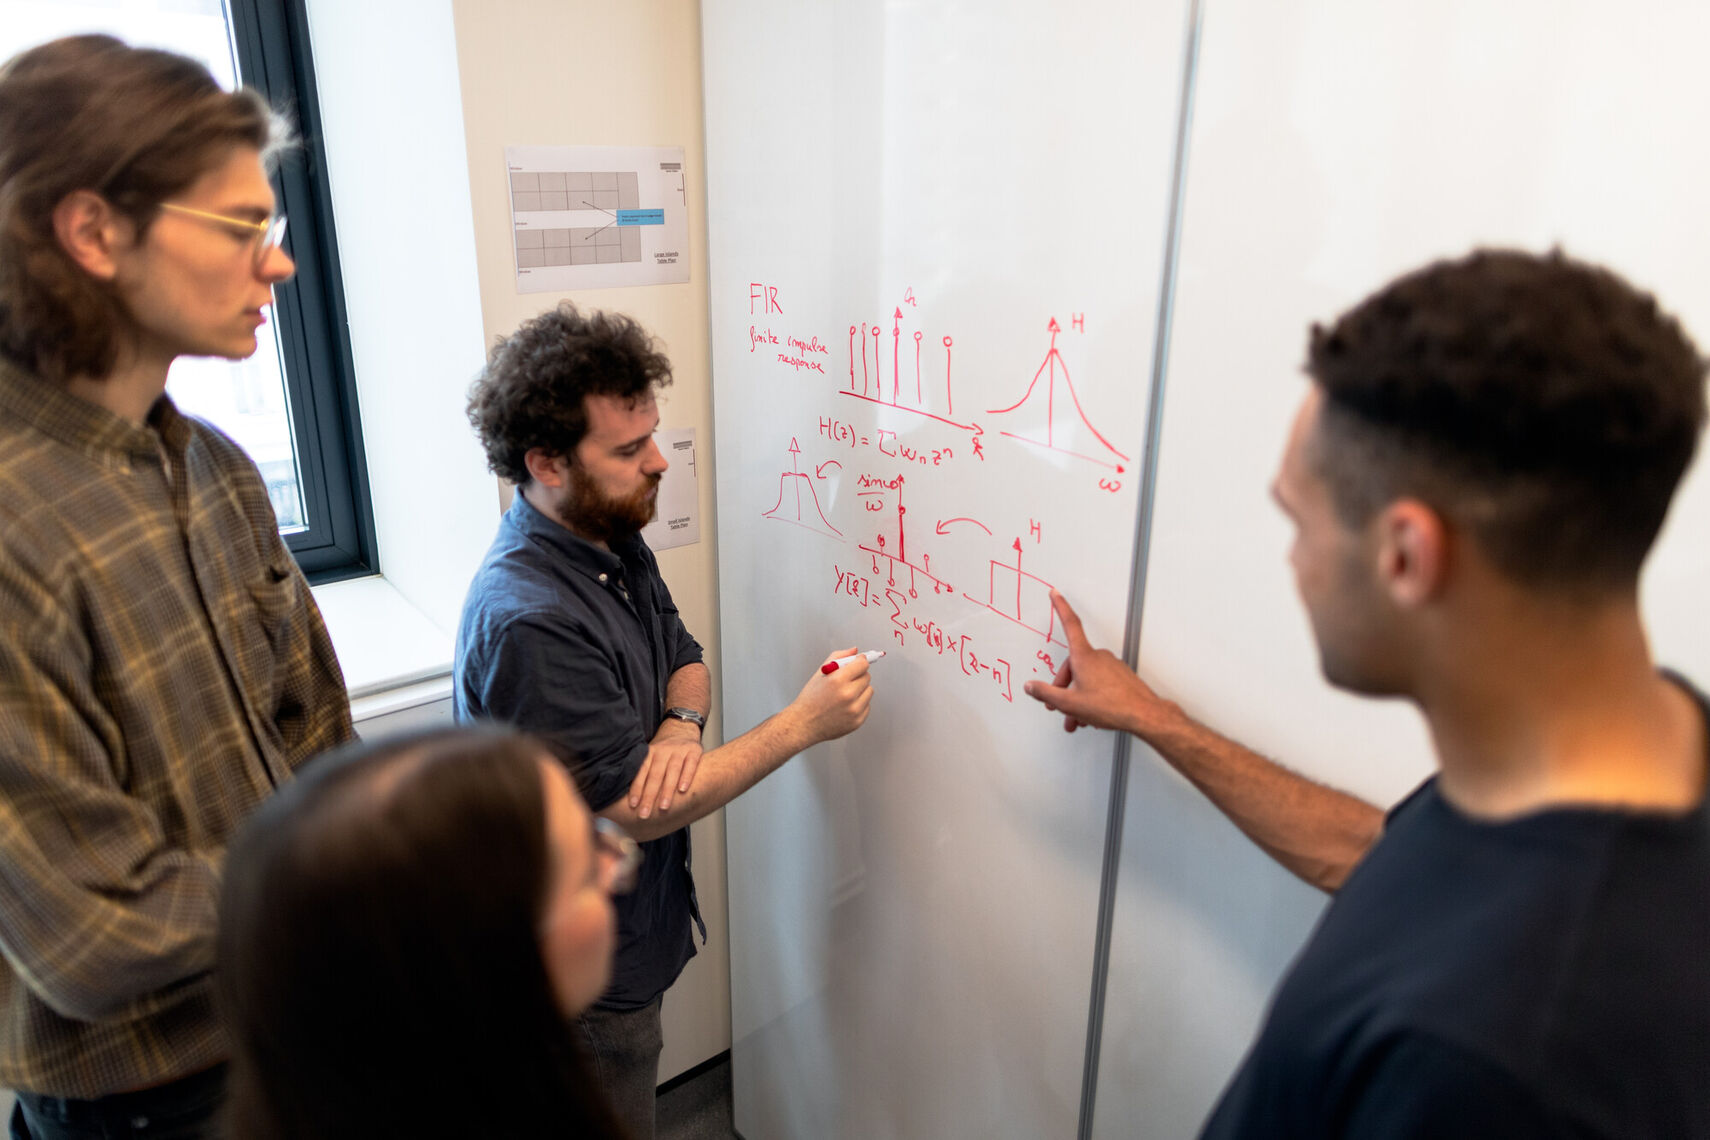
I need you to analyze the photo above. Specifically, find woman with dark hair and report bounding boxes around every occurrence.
[217,727,637,1139]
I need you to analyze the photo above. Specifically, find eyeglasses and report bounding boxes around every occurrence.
[593,817,643,895]
[158,202,288,269]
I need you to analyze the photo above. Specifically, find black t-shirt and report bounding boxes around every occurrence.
[1201,685,1710,1139]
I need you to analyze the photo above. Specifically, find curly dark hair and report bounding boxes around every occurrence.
[467,302,674,484]
[0,35,284,383]
[1306,248,1707,590]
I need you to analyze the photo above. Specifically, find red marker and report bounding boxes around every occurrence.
[821,650,885,675]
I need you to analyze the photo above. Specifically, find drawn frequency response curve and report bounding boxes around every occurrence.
[987,318,1129,472]
[762,438,843,537]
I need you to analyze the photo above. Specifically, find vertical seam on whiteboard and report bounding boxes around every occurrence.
[1077,0,1205,1137]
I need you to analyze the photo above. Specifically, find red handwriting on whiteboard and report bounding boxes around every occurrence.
[963,536,1069,647]
[857,476,955,599]
[818,417,870,448]
[988,316,1129,474]
[828,543,1036,708]
[777,352,827,375]
[873,430,953,467]
[754,326,828,374]
[777,333,829,374]
[817,418,976,469]
[749,283,783,314]
[833,564,872,607]
[841,298,976,433]
[761,438,842,538]
[961,648,1014,703]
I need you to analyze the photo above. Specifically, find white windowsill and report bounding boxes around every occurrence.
[311,576,455,720]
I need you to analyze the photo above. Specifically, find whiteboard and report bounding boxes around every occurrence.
[1096,2,1710,1136]
[704,0,1191,1135]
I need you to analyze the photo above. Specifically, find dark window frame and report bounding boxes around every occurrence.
[227,0,376,583]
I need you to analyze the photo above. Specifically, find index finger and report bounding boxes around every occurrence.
[1050,590,1094,653]
[637,745,675,818]
[627,757,654,809]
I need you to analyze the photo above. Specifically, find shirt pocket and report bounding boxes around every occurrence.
[239,556,302,722]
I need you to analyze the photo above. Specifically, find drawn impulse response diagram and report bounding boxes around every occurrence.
[845,303,973,433]
[856,475,1067,646]
[857,476,954,598]
[763,438,843,538]
[987,317,1129,472]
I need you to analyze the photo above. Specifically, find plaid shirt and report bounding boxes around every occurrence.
[0,360,352,1098]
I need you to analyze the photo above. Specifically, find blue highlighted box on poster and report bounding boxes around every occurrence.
[617,209,665,226]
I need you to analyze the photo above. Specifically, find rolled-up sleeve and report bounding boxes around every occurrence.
[647,553,704,674]
[470,612,651,812]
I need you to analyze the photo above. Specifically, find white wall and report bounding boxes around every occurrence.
[304,0,494,641]
[448,0,728,1084]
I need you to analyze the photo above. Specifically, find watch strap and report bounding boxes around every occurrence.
[664,706,706,732]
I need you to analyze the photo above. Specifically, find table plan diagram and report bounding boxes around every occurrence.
[504,145,690,291]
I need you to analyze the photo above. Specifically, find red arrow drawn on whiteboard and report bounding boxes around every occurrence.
[936,517,992,535]
[814,460,842,478]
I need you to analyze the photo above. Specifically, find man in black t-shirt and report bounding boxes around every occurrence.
[1027,250,1710,1137]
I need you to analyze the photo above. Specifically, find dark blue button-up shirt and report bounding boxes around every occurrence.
[454,492,705,1009]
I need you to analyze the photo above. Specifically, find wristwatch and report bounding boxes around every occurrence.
[664,706,707,734]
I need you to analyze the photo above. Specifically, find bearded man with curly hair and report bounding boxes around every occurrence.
[455,302,875,1138]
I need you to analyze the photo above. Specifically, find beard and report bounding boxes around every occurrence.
[555,463,661,545]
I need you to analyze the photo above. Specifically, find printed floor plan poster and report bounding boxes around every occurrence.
[505,145,690,292]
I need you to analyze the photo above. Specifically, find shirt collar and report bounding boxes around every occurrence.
[0,355,186,466]
[507,489,633,585]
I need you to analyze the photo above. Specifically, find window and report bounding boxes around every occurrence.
[0,0,376,581]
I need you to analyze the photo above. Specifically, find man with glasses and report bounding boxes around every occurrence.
[457,302,875,1139]
[0,36,351,1139]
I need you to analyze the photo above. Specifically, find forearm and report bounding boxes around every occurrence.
[602,706,814,841]
[663,662,711,719]
[1136,704,1383,893]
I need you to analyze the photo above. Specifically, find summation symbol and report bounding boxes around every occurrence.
[987,317,1129,472]
[964,535,1068,646]
[856,475,954,598]
[763,438,843,538]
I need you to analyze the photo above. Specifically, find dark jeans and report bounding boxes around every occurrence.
[9,1065,226,1140]
[576,998,663,1140]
